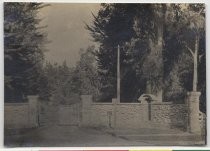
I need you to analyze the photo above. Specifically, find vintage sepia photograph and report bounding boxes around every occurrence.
[4,3,206,147]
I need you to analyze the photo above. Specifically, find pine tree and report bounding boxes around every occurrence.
[4,3,47,102]
[86,4,154,101]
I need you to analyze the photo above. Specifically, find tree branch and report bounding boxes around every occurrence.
[182,41,194,56]
[178,39,194,56]
[198,7,204,15]
[199,53,204,62]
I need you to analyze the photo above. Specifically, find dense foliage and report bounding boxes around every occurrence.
[4,3,47,102]
[86,4,155,101]
[87,3,206,112]
[39,46,101,104]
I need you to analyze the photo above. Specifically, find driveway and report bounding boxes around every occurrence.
[4,125,151,147]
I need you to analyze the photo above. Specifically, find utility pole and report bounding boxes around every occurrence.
[117,45,120,103]
[113,45,120,129]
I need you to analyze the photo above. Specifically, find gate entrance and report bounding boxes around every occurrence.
[58,103,80,126]
[38,101,59,126]
[38,101,81,126]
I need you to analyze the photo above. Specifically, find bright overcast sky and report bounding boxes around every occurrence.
[39,3,101,66]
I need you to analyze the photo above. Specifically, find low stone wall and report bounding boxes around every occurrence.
[199,112,206,139]
[115,103,145,129]
[151,103,188,127]
[5,103,29,129]
[81,95,188,129]
[89,103,113,127]
[4,96,38,129]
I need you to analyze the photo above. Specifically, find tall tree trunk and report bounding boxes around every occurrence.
[146,4,166,102]
[193,35,199,92]
[155,8,164,102]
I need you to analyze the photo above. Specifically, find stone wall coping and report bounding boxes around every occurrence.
[151,102,173,105]
[151,103,187,105]
[116,103,141,105]
[5,102,28,106]
[81,95,92,96]
[89,102,187,107]
[90,102,182,105]
[27,95,39,99]
[90,102,187,104]
[60,103,80,106]
[91,102,142,105]
[59,105,74,107]
[187,91,201,95]
[92,102,113,105]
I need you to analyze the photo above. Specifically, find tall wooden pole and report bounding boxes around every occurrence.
[193,35,199,92]
[113,45,120,129]
[117,45,120,103]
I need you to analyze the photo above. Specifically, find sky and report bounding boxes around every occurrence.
[38,3,101,66]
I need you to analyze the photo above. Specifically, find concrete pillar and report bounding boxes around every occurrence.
[27,95,39,128]
[80,95,92,127]
[187,91,201,134]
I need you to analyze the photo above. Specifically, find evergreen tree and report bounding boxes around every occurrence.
[4,3,47,102]
[87,4,154,101]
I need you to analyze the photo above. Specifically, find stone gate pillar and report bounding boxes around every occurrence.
[81,95,92,127]
[27,95,39,128]
[187,92,201,134]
